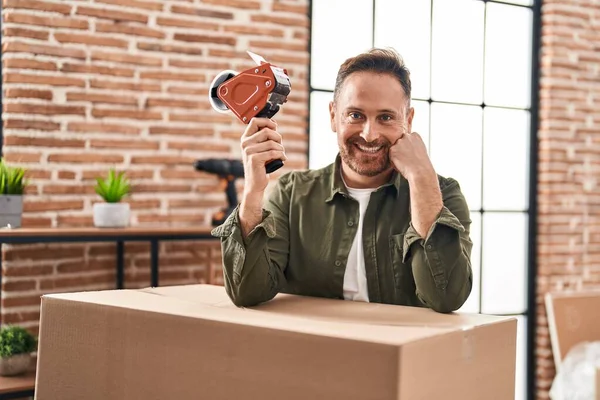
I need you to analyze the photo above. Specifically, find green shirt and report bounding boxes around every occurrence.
[212,155,473,313]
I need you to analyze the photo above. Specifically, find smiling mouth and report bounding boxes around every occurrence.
[355,143,384,154]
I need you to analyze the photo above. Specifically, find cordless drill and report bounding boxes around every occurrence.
[194,158,244,226]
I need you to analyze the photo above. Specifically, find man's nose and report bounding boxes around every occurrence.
[360,120,380,142]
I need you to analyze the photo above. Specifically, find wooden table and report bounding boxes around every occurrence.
[0,226,218,318]
[0,370,35,399]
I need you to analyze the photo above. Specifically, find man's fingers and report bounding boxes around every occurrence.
[241,128,282,150]
[242,117,277,139]
[244,140,285,155]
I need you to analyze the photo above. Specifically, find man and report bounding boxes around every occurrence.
[212,48,473,313]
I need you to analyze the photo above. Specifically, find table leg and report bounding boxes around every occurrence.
[150,239,159,287]
[116,241,124,289]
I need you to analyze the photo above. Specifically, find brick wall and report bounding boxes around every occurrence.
[1,0,309,333]
[536,0,600,398]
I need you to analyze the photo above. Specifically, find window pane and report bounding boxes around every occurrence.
[431,0,484,104]
[515,315,527,400]
[310,0,373,91]
[411,100,430,153]
[308,91,338,169]
[374,0,431,99]
[484,3,533,108]
[481,212,527,314]
[493,0,533,6]
[430,103,482,210]
[483,108,530,211]
[458,211,481,314]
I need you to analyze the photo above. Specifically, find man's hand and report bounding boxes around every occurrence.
[389,132,442,238]
[389,132,435,181]
[239,117,287,238]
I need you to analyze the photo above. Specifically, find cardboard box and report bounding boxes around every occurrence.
[35,284,517,400]
[545,291,600,369]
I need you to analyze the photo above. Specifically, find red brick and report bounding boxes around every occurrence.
[3,41,86,59]
[173,33,236,46]
[47,153,124,164]
[67,122,140,135]
[95,21,165,39]
[136,42,203,55]
[91,50,162,66]
[156,16,218,30]
[3,0,71,14]
[66,92,139,106]
[272,2,307,14]
[94,0,163,11]
[201,0,260,9]
[4,103,85,116]
[222,25,284,37]
[250,14,309,27]
[5,88,52,100]
[140,71,204,82]
[4,72,85,87]
[4,136,85,148]
[89,139,159,150]
[146,97,200,108]
[170,5,233,19]
[54,32,129,49]
[167,141,230,152]
[92,108,162,120]
[148,126,213,137]
[61,63,134,77]
[3,26,49,40]
[130,155,196,165]
[3,12,89,29]
[76,6,148,23]
[90,78,161,92]
[3,58,57,71]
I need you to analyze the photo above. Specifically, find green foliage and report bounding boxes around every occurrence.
[94,168,131,203]
[0,326,37,358]
[0,159,27,195]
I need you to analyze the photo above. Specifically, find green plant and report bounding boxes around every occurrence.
[0,159,26,195]
[94,168,131,203]
[0,326,37,358]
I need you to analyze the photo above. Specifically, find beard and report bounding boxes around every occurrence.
[339,135,392,177]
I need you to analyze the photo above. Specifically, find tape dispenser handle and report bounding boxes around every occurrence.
[265,159,284,174]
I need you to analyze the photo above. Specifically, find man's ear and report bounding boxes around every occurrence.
[329,101,336,133]
[407,106,415,133]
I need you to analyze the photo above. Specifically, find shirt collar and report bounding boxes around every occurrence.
[325,154,404,203]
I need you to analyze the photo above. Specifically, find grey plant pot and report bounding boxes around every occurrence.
[0,195,23,228]
[0,353,31,376]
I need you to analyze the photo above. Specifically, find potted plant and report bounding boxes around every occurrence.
[0,325,36,376]
[93,168,131,228]
[0,159,27,228]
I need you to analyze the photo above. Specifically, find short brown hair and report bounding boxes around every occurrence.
[333,48,412,105]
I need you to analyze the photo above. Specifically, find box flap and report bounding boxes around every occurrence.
[545,290,600,369]
[44,285,513,346]
[143,284,512,328]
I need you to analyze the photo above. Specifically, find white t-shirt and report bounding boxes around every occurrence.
[343,185,376,303]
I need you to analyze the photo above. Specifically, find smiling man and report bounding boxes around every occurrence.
[212,48,473,313]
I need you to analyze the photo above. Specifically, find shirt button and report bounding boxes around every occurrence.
[335,260,341,266]
[348,221,354,227]
[426,244,433,250]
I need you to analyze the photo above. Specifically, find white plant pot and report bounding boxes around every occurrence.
[0,195,23,228]
[93,202,130,228]
[0,353,31,376]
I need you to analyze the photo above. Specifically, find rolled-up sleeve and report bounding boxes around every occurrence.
[211,174,292,307]
[402,179,473,313]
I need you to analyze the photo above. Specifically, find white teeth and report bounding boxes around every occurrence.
[356,144,382,153]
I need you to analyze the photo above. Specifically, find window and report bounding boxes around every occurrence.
[309,1,536,399]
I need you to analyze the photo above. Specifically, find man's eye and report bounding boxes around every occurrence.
[380,114,393,121]
[349,112,362,119]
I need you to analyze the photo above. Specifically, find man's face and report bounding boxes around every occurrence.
[329,72,414,177]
